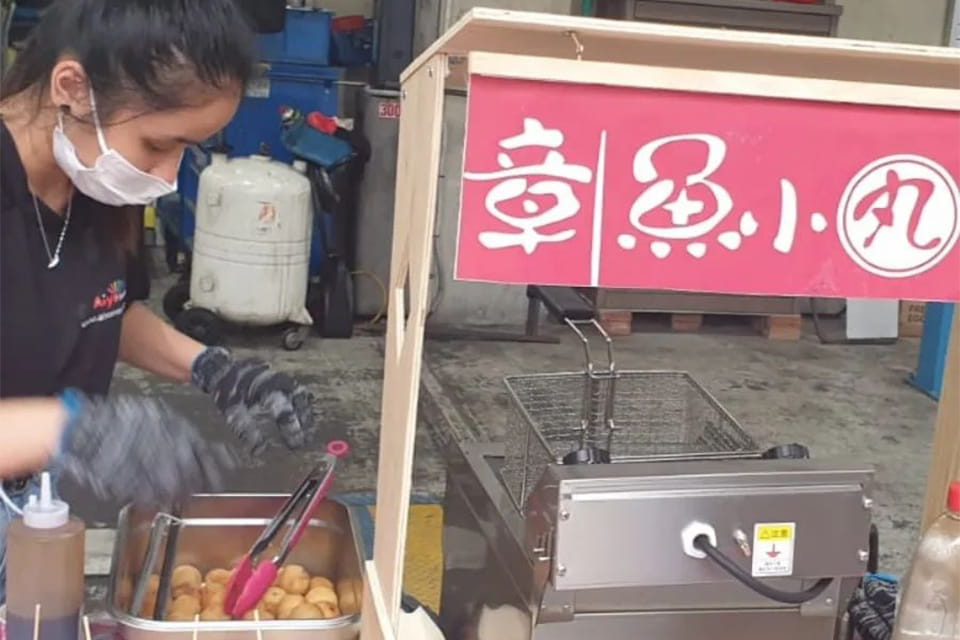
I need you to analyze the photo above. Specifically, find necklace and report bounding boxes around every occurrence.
[32,193,72,269]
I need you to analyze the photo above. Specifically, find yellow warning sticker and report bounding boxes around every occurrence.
[752,523,797,577]
[757,524,794,542]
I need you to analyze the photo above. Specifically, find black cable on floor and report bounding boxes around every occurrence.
[693,534,833,605]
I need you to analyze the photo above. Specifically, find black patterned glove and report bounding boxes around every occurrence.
[54,391,233,506]
[848,576,898,640]
[191,347,315,455]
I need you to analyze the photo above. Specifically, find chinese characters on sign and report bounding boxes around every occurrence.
[454,75,960,301]
[464,118,594,255]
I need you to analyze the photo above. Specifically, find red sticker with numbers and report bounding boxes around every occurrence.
[455,74,960,301]
[378,100,401,119]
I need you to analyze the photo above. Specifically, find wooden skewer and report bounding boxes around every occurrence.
[253,608,264,640]
[193,613,200,640]
[83,615,93,640]
[32,604,40,640]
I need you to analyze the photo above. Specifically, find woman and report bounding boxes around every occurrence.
[0,0,316,599]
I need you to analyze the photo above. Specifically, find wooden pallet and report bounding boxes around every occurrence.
[598,310,804,341]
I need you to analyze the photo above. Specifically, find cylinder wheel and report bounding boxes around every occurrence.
[282,327,306,351]
[162,281,191,323]
[175,308,224,346]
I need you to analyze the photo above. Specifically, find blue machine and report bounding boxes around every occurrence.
[173,144,212,246]
[227,7,338,163]
[225,62,342,163]
[280,115,354,169]
[909,302,956,399]
[258,8,332,65]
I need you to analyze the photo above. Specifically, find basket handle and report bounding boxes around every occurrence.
[564,318,616,376]
[566,318,619,453]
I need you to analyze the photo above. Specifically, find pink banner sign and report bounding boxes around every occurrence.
[455,75,960,301]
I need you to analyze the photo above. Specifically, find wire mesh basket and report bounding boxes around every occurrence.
[500,320,758,510]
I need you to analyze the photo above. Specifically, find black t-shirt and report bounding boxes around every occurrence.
[0,121,150,398]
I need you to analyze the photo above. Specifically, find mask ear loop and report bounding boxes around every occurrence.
[87,89,110,155]
[55,104,69,131]
[0,483,24,516]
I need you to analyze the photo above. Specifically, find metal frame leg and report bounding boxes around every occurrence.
[526,296,542,337]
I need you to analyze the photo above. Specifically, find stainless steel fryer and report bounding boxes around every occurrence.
[442,443,874,640]
[108,494,364,640]
[441,322,875,640]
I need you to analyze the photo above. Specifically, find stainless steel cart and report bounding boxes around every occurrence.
[441,321,875,640]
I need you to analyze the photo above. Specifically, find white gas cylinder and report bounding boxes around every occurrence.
[191,153,314,326]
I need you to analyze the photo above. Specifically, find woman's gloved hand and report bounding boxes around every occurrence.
[191,347,315,456]
[53,390,233,506]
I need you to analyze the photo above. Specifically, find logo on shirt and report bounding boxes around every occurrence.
[81,280,127,328]
[93,280,127,311]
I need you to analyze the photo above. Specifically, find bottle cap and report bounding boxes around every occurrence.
[948,481,960,513]
[22,472,70,529]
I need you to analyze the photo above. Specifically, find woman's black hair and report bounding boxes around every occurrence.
[0,0,257,118]
[0,0,256,255]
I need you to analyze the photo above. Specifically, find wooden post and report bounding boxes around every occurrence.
[922,306,960,529]
[361,561,399,640]
[359,54,447,640]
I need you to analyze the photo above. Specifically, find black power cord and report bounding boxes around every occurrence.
[693,534,833,605]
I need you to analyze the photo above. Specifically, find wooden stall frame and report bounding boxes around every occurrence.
[360,9,960,638]
[360,52,447,639]
[924,305,960,530]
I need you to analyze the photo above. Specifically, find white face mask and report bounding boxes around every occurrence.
[52,90,179,206]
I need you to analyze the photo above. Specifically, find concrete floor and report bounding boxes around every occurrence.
[69,273,940,592]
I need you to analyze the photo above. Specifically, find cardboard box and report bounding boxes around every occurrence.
[900,301,927,338]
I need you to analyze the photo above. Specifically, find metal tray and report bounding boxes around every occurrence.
[108,494,363,639]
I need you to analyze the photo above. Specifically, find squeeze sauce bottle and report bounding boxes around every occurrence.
[6,472,85,640]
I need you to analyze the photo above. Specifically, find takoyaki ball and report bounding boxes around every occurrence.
[166,610,197,622]
[170,594,202,617]
[199,606,232,622]
[305,586,338,608]
[261,586,287,615]
[202,581,226,609]
[277,594,306,619]
[310,576,334,592]
[172,565,202,599]
[289,603,324,620]
[278,565,310,595]
[243,607,276,621]
[317,602,341,619]
[205,568,233,586]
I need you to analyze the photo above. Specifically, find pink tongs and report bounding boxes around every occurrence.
[224,440,350,619]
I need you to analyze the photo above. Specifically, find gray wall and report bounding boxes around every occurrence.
[432,97,537,324]
[426,0,577,326]
[837,0,951,45]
